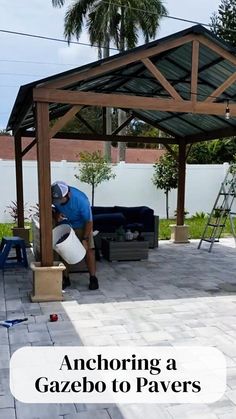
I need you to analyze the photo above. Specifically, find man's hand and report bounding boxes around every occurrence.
[53,212,66,223]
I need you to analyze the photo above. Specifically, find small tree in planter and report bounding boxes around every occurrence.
[75,151,116,206]
[5,201,19,224]
[5,201,29,224]
[152,153,178,219]
[5,201,30,244]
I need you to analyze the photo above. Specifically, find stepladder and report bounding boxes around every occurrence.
[198,164,236,252]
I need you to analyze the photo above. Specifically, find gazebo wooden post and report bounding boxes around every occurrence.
[177,141,186,226]
[31,101,65,302]
[35,101,53,266]
[12,133,31,244]
[170,140,189,243]
[14,133,24,228]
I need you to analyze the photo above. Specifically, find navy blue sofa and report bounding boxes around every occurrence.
[92,206,159,248]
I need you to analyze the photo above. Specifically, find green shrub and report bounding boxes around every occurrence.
[191,211,207,219]
[159,217,235,240]
[0,223,14,239]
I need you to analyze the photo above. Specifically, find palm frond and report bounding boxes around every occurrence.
[51,0,65,7]
[64,0,95,42]
[59,0,168,52]
[88,1,120,55]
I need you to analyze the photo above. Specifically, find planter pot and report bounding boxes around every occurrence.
[30,261,66,302]
[12,226,31,247]
[170,224,190,243]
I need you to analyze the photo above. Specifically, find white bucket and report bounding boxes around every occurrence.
[52,224,86,265]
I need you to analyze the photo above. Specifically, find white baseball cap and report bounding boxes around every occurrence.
[51,181,69,203]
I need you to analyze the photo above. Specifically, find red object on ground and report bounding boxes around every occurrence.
[50,314,58,322]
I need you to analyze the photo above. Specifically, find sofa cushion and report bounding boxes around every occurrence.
[114,206,154,231]
[114,206,143,223]
[93,212,126,233]
[92,206,115,216]
[138,206,154,231]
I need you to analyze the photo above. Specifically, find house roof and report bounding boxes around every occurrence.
[7,24,236,143]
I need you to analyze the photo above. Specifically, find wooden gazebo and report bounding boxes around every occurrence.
[6,25,236,298]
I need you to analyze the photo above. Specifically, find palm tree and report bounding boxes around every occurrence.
[52,0,168,160]
[52,0,167,54]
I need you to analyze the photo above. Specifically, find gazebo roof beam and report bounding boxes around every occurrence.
[186,126,236,143]
[38,34,195,90]
[204,72,236,103]
[19,129,176,143]
[141,58,184,101]
[33,88,236,116]
[49,105,82,138]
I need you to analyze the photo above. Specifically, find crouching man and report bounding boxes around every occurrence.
[51,181,99,291]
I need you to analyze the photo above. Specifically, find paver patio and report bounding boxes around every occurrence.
[1,238,236,419]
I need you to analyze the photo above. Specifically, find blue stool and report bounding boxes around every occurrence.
[0,237,28,269]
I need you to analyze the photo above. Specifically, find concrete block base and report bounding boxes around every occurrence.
[12,226,31,247]
[30,262,66,302]
[170,224,190,243]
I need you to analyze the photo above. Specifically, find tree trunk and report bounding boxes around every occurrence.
[119,6,125,52]
[92,184,95,206]
[103,33,112,161]
[117,6,126,162]
[117,109,127,162]
[165,191,169,219]
[105,108,112,161]
[103,33,110,58]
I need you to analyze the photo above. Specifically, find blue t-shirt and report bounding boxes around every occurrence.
[54,186,92,228]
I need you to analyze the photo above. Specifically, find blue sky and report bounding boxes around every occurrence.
[0,0,220,130]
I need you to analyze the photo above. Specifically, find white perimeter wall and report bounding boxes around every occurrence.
[0,159,231,222]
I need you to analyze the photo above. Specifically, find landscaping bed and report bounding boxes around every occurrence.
[1,217,235,241]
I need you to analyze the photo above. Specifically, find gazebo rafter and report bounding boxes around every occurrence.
[33,88,236,116]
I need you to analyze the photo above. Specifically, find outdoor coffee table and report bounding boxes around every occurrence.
[101,238,149,261]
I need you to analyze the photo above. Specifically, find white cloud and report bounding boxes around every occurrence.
[58,43,98,67]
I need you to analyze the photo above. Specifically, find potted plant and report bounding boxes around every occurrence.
[5,201,31,246]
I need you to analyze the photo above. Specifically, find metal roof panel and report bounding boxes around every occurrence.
[7,24,236,142]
